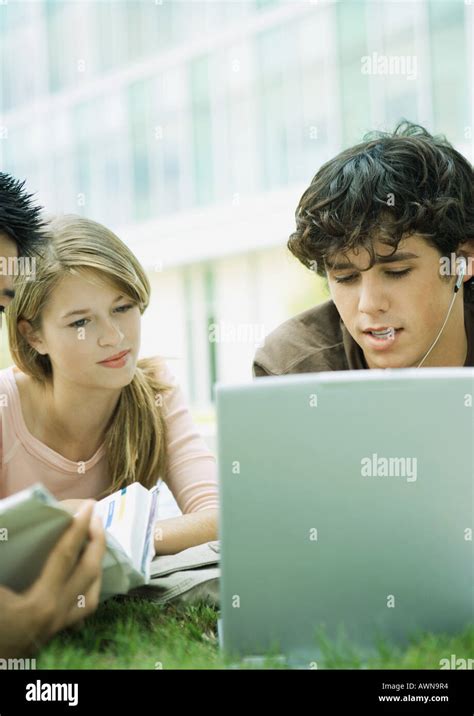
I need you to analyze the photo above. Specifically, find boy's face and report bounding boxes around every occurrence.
[326,234,466,369]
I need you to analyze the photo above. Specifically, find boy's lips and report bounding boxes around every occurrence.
[361,328,404,351]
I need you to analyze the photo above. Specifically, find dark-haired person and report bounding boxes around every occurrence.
[253,122,474,376]
[0,172,106,657]
[0,173,44,312]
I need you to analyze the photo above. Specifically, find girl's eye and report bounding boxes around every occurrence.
[68,304,134,328]
[334,269,412,284]
[70,318,89,328]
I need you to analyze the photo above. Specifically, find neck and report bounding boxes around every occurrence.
[36,376,121,460]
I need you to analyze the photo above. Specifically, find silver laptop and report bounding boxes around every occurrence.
[216,368,474,667]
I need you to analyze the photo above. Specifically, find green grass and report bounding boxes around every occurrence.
[35,597,474,670]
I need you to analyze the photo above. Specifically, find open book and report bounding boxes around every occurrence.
[0,482,159,601]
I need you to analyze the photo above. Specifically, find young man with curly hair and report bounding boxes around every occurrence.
[253,121,474,375]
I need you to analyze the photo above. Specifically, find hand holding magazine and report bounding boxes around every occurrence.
[0,482,220,606]
[0,482,159,601]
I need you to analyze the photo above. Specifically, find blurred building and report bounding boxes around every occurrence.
[0,0,472,410]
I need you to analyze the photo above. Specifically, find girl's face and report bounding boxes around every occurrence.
[25,273,141,390]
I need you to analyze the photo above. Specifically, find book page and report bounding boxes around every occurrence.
[94,482,158,575]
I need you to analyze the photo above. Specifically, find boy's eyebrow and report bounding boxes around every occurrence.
[326,252,419,271]
[61,294,124,319]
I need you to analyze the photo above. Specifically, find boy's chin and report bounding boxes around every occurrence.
[362,350,413,370]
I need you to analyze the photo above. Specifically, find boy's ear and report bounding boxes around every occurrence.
[458,240,474,281]
[17,319,48,355]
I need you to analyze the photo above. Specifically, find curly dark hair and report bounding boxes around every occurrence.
[288,120,474,301]
[0,172,45,256]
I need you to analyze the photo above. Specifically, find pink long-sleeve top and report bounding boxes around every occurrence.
[0,358,219,513]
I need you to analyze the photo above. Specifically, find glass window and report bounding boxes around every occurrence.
[336,0,370,145]
[1,5,46,110]
[255,25,296,189]
[128,79,155,220]
[189,56,214,206]
[428,2,467,138]
[254,0,280,11]
[204,265,217,403]
[95,2,127,73]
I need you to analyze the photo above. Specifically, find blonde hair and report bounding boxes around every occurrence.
[7,214,172,497]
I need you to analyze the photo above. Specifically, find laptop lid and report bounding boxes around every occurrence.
[217,368,474,666]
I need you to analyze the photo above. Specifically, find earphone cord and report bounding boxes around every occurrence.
[416,290,459,368]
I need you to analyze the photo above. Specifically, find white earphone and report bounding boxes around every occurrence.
[417,261,466,368]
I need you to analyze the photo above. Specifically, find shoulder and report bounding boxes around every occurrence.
[0,365,20,403]
[136,355,178,391]
[0,366,21,432]
[0,366,46,436]
[0,365,14,386]
[138,357,196,426]
[137,355,170,376]
[253,299,346,376]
